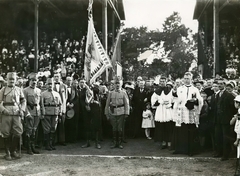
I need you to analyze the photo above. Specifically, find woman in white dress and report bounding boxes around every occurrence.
[151,80,174,149]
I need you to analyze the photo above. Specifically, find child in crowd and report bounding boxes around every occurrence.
[230,95,240,176]
[142,102,155,139]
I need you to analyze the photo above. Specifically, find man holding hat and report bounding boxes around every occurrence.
[105,77,129,149]
[23,73,41,155]
[0,72,26,160]
[41,78,62,150]
[53,72,68,146]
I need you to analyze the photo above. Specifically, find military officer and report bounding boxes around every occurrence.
[105,77,130,149]
[23,73,41,155]
[41,78,62,150]
[0,72,26,160]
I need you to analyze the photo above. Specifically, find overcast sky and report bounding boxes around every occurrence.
[122,0,198,32]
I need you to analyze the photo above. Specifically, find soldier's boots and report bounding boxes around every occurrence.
[110,138,117,149]
[11,136,21,159]
[4,150,12,161]
[95,132,101,149]
[26,136,33,155]
[31,136,40,154]
[49,133,56,150]
[81,140,90,148]
[111,131,118,149]
[4,138,12,161]
[95,141,101,149]
[31,143,40,154]
[44,134,52,151]
[11,151,21,159]
[118,132,123,149]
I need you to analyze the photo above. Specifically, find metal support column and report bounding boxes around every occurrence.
[34,0,39,73]
[213,0,219,76]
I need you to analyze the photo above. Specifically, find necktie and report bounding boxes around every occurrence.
[68,87,71,94]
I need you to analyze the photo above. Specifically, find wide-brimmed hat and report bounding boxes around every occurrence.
[193,79,204,84]
[125,84,134,90]
[166,81,173,87]
[66,109,75,119]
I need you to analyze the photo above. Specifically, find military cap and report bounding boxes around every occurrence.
[28,73,38,80]
[7,72,17,78]
[46,78,54,84]
[114,77,121,84]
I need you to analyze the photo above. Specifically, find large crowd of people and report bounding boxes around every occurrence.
[1,67,240,174]
[0,31,85,79]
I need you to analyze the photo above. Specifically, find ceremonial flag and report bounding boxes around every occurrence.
[84,0,112,84]
[111,26,123,77]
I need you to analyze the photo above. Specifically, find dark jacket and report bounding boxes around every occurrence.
[132,87,149,109]
[216,90,237,124]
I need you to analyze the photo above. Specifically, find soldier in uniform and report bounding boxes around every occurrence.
[41,78,62,150]
[105,77,130,149]
[0,72,26,160]
[23,73,41,155]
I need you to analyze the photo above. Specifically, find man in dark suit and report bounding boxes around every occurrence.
[215,78,237,161]
[53,72,68,146]
[65,77,79,143]
[209,81,220,154]
[132,80,149,138]
[78,79,93,148]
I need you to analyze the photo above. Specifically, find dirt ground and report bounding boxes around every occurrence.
[0,138,237,176]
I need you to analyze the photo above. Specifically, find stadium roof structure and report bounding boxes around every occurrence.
[0,0,125,33]
[193,0,240,78]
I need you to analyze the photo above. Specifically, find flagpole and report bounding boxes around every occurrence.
[102,0,108,82]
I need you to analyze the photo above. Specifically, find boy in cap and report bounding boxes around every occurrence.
[0,72,26,160]
[23,73,42,155]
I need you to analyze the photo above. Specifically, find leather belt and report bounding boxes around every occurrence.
[3,102,15,106]
[44,104,60,107]
[27,104,37,106]
[111,104,124,108]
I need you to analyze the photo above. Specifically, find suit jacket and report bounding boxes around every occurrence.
[54,82,68,113]
[209,92,219,123]
[216,90,237,124]
[67,86,78,106]
[132,87,149,109]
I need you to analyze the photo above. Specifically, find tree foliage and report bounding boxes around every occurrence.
[121,12,197,81]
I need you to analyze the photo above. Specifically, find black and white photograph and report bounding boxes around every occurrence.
[0,0,239,175]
